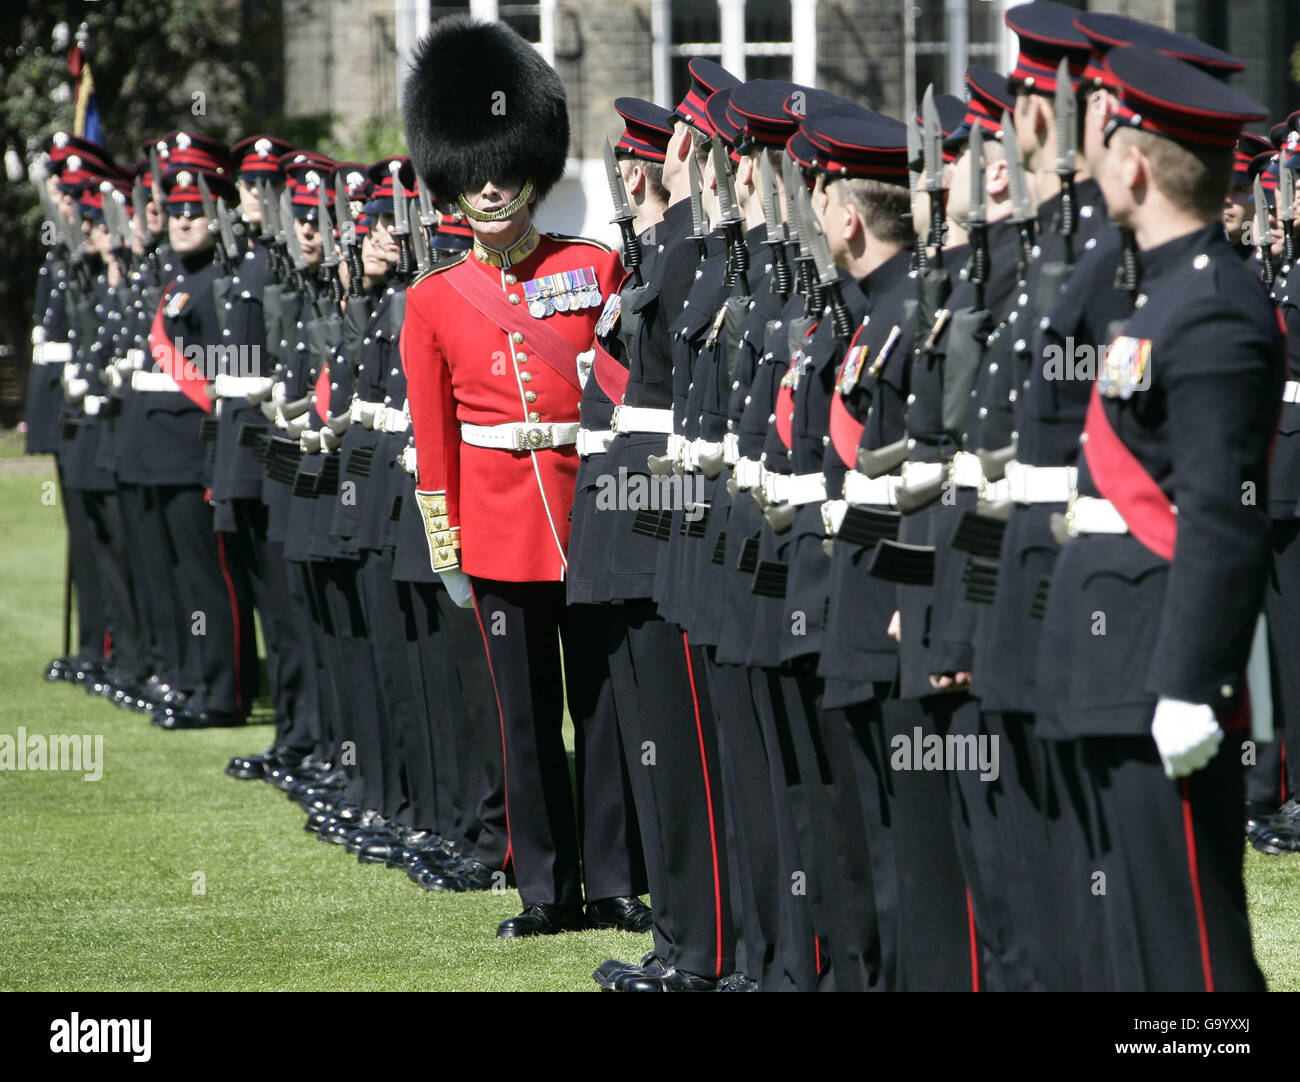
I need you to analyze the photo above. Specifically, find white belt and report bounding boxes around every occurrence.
[734,457,764,491]
[723,432,741,466]
[687,438,722,471]
[576,429,615,457]
[374,406,409,433]
[352,398,382,427]
[131,370,181,393]
[1068,496,1131,536]
[81,395,108,416]
[36,341,72,365]
[31,327,45,346]
[611,405,675,435]
[899,460,946,490]
[950,451,984,490]
[764,471,827,507]
[982,478,1011,502]
[1284,380,1300,404]
[213,374,273,398]
[843,470,900,507]
[1007,462,1075,505]
[821,499,848,536]
[461,421,580,452]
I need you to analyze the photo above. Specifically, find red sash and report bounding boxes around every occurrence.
[444,263,585,390]
[775,382,795,450]
[1081,385,1176,560]
[148,286,212,413]
[829,393,863,467]
[592,342,628,404]
[314,361,330,422]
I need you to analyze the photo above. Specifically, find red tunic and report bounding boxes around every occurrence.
[401,229,624,582]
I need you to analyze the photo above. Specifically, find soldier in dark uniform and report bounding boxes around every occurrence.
[401,17,646,939]
[218,134,323,780]
[131,142,258,730]
[1035,44,1275,991]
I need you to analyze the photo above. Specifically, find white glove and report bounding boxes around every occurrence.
[576,349,595,389]
[65,376,89,403]
[439,568,474,609]
[1151,696,1223,780]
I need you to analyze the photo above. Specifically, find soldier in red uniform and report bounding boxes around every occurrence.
[400,16,649,938]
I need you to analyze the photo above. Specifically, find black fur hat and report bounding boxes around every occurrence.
[403,17,569,202]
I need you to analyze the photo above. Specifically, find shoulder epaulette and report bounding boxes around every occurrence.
[411,251,468,287]
[544,232,613,253]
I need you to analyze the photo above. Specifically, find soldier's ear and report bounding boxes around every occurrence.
[987,157,1009,198]
[627,163,646,198]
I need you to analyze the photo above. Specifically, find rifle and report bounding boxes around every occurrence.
[759,150,792,301]
[602,137,643,288]
[711,134,750,293]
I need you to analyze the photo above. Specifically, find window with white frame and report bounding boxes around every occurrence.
[906,0,1010,113]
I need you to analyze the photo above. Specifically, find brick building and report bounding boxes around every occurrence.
[285,1,1300,239]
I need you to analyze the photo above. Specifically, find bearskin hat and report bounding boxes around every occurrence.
[402,17,569,202]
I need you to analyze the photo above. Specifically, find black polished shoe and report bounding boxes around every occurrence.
[407,861,464,891]
[305,811,331,833]
[714,972,759,992]
[451,858,505,891]
[497,903,587,939]
[616,966,717,992]
[228,744,308,781]
[585,895,653,934]
[45,656,77,683]
[593,952,666,991]
[155,707,247,730]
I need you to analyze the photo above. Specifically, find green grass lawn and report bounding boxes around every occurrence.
[0,456,637,991]
[3,453,1300,991]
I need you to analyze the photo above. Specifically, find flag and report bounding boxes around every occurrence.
[68,40,101,144]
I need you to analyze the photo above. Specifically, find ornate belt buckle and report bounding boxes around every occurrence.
[519,425,552,451]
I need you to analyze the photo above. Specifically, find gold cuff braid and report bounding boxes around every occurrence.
[416,490,460,571]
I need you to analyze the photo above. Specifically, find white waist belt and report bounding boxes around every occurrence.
[375,406,409,433]
[822,498,848,536]
[576,429,615,457]
[950,451,984,489]
[81,395,108,416]
[843,470,900,507]
[214,374,273,398]
[33,341,72,365]
[461,421,580,452]
[734,457,764,491]
[1069,496,1131,536]
[131,370,181,393]
[982,478,1011,502]
[764,471,827,507]
[1007,462,1075,504]
[900,460,946,490]
[351,398,381,426]
[1284,380,1300,404]
[723,432,741,466]
[611,405,674,435]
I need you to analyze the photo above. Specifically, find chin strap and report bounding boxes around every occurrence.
[457,179,535,222]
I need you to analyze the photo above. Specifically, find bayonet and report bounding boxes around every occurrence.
[216,196,240,262]
[966,123,988,312]
[197,174,227,271]
[335,173,362,296]
[802,181,852,340]
[390,161,413,281]
[318,184,343,305]
[782,152,820,315]
[416,178,438,265]
[760,151,792,299]
[602,137,643,287]
[710,134,749,292]
[1054,57,1078,265]
[1254,174,1276,287]
[1281,158,1296,268]
[906,115,927,271]
[922,84,946,266]
[686,149,709,260]
[1003,111,1036,277]
[131,178,149,245]
[148,146,163,207]
[410,196,431,275]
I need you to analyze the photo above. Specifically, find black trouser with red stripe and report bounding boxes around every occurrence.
[469,579,644,908]
[602,601,734,980]
[83,487,147,684]
[1073,734,1264,991]
[157,484,257,716]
